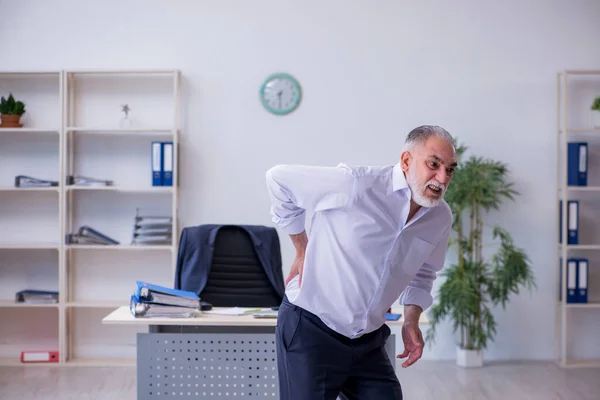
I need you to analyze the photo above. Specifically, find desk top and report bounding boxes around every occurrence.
[102,306,428,327]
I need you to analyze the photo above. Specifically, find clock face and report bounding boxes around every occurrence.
[260,73,302,115]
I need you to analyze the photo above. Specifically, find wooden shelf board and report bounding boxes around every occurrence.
[563,359,600,368]
[66,185,173,193]
[567,186,600,191]
[565,303,600,309]
[0,70,60,75]
[560,244,600,250]
[65,244,173,251]
[563,70,600,75]
[0,186,60,192]
[66,127,175,134]
[65,358,135,367]
[0,301,58,308]
[0,358,61,367]
[0,243,59,250]
[0,128,59,133]
[66,69,178,75]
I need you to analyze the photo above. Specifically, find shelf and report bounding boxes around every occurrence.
[0,301,58,308]
[0,68,181,371]
[560,128,600,134]
[0,128,59,134]
[0,186,60,192]
[65,244,174,251]
[560,244,600,250]
[66,69,178,75]
[0,243,59,250]
[565,303,600,309]
[563,70,600,76]
[0,70,61,75]
[66,185,173,193]
[66,127,175,135]
[0,358,61,367]
[65,358,135,367]
[563,359,600,368]
[564,186,600,192]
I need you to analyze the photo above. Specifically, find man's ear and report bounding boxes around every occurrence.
[400,151,411,172]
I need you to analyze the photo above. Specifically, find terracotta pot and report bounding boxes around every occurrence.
[0,114,23,128]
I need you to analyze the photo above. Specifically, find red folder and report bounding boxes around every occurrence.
[20,351,59,363]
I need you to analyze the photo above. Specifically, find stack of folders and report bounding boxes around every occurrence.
[66,225,120,245]
[130,281,201,318]
[131,210,172,245]
[14,175,59,188]
[16,290,59,304]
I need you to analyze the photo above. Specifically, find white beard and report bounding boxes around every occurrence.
[406,167,445,208]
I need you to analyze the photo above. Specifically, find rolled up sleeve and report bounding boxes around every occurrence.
[398,223,451,311]
[265,164,356,235]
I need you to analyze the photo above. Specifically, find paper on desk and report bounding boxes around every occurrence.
[204,307,264,316]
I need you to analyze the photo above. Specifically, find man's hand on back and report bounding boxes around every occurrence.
[286,231,308,286]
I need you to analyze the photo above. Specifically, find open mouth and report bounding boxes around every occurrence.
[427,184,442,195]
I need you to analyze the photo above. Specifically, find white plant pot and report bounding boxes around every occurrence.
[593,111,600,129]
[456,346,483,368]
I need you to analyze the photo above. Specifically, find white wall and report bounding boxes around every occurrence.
[2,0,600,361]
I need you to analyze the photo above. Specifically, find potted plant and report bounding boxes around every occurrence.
[425,143,536,367]
[0,93,26,128]
[591,96,600,128]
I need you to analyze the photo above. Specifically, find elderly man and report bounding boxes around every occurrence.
[265,125,457,400]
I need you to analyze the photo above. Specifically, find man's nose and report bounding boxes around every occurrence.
[436,170,450,184]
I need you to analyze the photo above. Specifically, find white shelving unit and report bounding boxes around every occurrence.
[556,69,600,368]
[0,69,181,366]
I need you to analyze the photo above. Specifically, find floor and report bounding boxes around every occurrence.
[0,360,599,400]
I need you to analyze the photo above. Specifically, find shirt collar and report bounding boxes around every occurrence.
[392,162,409,192]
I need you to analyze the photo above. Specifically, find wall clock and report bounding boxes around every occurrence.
[259,73,302,115]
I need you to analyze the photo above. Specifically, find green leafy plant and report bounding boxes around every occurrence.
[591,96,600,111]
[425,142,536,352]
[0,93,26,115]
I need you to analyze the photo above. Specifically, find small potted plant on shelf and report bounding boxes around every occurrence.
[425,142,536,368]
[0,93,26,128]
[591,96,600,128]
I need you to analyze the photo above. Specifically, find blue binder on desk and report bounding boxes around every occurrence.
[134,281,200,308]
[568,142,587,186]
[130,295,199,318]
[151,141,162,186]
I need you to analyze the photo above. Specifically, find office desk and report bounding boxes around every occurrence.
[103,306,425,400]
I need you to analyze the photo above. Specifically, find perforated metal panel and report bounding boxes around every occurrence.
[137,333,279,399]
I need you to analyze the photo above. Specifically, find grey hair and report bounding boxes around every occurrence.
[402,125,455,152]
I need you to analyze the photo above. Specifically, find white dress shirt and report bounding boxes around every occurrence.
[265,162,452,339]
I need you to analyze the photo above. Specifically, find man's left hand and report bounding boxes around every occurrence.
[396,322,424,368]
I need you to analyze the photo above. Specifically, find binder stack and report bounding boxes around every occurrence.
[151,141,174,186]
[131,209,172,245]
[559,258,589,304]
[66,225,120,245]
[14,175,58,188]
[130,281,201,318]
[66,175,113,187]
[15,290,59,304]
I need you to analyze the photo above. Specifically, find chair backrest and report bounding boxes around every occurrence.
[200,226,282,307]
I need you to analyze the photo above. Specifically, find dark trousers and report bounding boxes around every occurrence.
[276,296,402,400]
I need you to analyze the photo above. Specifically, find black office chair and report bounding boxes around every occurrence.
[200,226,282,307]
[175,224,285,308]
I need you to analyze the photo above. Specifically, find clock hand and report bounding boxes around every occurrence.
[277,90,282,109]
